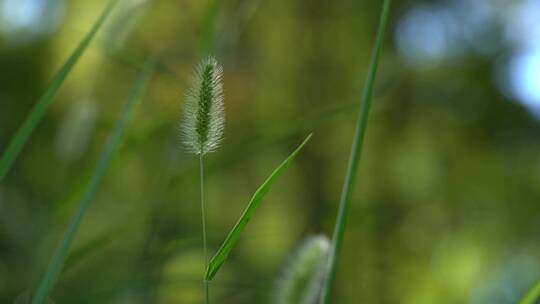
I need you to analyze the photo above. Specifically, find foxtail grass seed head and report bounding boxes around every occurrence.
[181,56,224,154]
[273,235,331,304]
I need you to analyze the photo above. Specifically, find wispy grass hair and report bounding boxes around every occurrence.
[274,235,331,304]
[182,56,224,154]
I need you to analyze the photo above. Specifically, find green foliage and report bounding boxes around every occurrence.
[206,133,313,281]
[319,1,391,303]
[30,59,155,304]
[0,0,120,181]
[3,0,539,303]
[520,280,540,304]
[273,235,330,304]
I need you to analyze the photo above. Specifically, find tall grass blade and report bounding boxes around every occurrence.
[319,1,391,303]
[520,280,540,304]
[31,58,155,304]
[0,0,120,181]
[205,133,313,281]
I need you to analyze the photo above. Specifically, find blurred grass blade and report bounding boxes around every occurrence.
[200,0,223,55]
[205,133,312,281]
[520,280,540,304]
[319,1,391,303]
[31,59,155,304]
[0,0,120,181]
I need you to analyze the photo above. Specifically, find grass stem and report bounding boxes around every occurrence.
[200,154,210,304]
[318,1,391,303]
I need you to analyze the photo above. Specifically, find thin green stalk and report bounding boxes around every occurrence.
[0,0,120,181]
[520,280,540,304]
[200,154,210,304]
[319,1,391,303]
[181,56,223,303]
[31,59,155,304]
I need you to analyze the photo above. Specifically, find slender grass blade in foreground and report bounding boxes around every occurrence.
[319,1,391,303]
[205,133,312,281]
[0,0,120,182]
[31,59,155,304]
[520,280,540,304]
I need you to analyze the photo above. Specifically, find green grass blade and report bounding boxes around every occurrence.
[0,0,120,181]
[200,0,223,55]
[319,1,391,303]
[520,280,540,304]
[31,58,155,304]
[205,133,313,281]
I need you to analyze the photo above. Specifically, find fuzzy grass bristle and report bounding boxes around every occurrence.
[273,235,330,304]
[181,56,224,155]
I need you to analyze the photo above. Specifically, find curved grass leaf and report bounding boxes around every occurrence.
[205,133,312,281]
[0,0,120,181]
[319,1,392,303]
[31,58,155,304]
[520,280,540,304]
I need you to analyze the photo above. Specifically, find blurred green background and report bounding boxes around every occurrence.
[1,0,540,303]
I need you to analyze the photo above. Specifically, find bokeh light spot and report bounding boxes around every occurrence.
[395,5,462,68]
[0,0,64,45]
[508,50,540,115]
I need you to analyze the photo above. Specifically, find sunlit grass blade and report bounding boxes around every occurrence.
[0,0,120,181]
[520,280,540,304]
[205,133,313,281]
[319,1,391,303]
[31,58,155,304]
